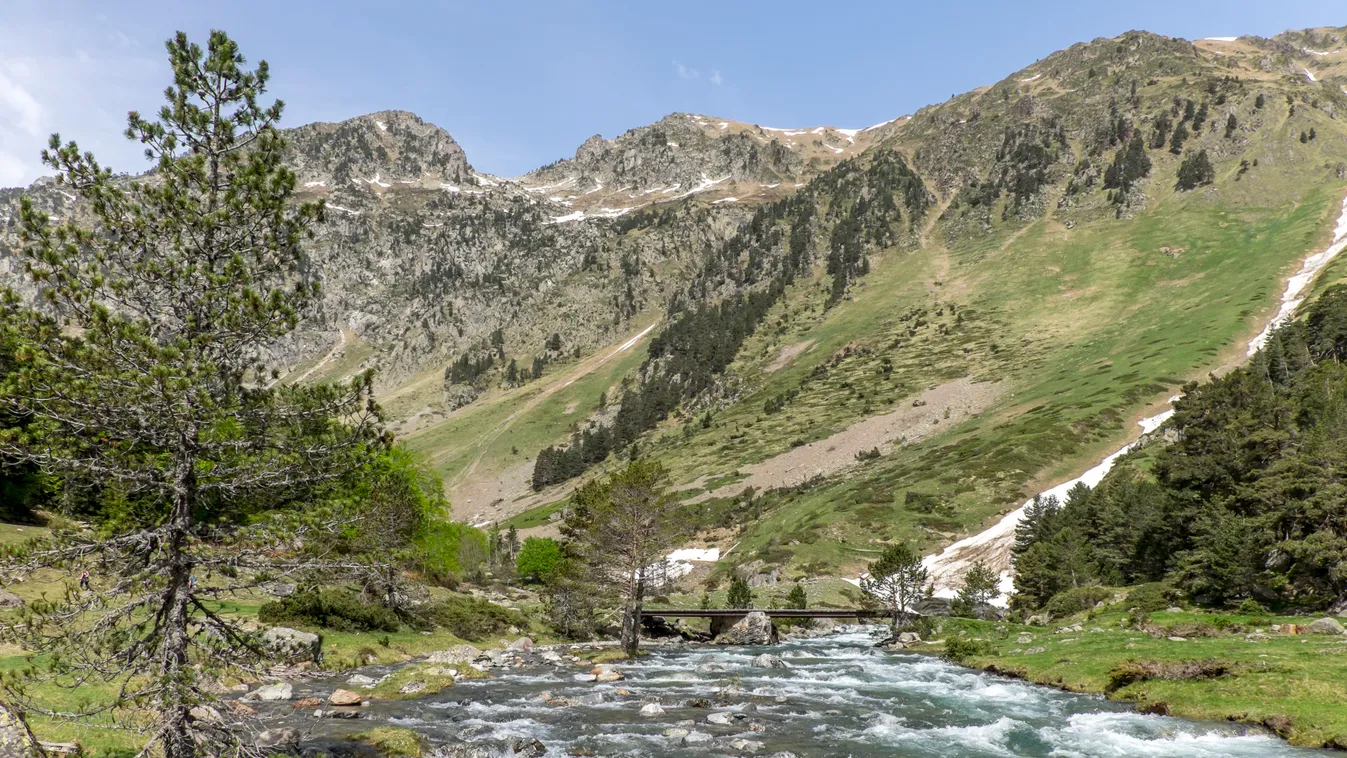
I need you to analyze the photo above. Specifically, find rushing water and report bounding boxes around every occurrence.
[284,628,1327,757]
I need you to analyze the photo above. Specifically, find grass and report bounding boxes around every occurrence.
[353,726,425,757]
[921,604,1347,749]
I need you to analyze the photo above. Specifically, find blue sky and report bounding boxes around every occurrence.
[0,0,1338,185]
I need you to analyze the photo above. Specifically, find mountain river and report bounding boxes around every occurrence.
[277,627,1328,757]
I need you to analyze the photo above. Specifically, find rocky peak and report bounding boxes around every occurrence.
[284,110,475,189]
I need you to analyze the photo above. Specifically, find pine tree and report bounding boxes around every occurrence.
[1225,113,1238,138]
[1169,122,1189,154]
[952,561,1001,617]
[1176,150,1215,191]
[727,576,754,609]
[1255,93,1265,109]
[862,542,928,627]
[561,459,685,656]
[786,582,808,609]
[0,32,385,757]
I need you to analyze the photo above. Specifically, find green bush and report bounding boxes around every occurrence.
[1236,598,1267,615]
[942,636,996,664]
[259,588,401,633]
[1045,586,1114,619]
[1125,583,1173,613]
[416,520,489,581]
[429,594,527,642]
[515,537,564,583]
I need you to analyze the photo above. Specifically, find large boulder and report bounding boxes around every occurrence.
[1307,617,1346,635]
[0,590,25,609]
[715,612,779,645]
[247,682,293,702]
[0,704,40,757]
[260,626,322,665]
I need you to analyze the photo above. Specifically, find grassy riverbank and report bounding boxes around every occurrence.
[920,606,1347,749]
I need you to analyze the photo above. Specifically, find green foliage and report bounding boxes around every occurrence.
[416,521,488,582]
[1044,586,1114,619]
[727,576,754,609]
[1102,133,1152,197]
[942,636,996,663]
[515,536,563,583]
[259,588,401,633]
[427,594,527,642]
[786,583,808,609]
[952,561,1001,617]
[862,542,928,625]
[1126,583,1174,613]
[1237,598,1267,615]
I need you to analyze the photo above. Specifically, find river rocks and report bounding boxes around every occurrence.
[707,711,735,725]
[0,703,40,757]
[427,644,481,664]
[294,697,321,708]
[752,653,787,668]
[1307,617,1346,635]
[188,705,222,724]
[347,673,380,686]
[327,688,363,706]
[664,726,689,739]
[731,738,765,753]
[509,738,547,757]
[684,731,713,745]
[594,668,625,682]
[716,612,779,645]
[399,680,427,695]
[573,673,598,683]
[640,703,666,718]
[255,728,299,751]
[0,590,25,609]
[261,626,322,664]
[1016,634,1034,644]
[247,682,293,702]
[508,636,534,651]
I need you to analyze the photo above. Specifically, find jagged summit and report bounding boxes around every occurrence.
[284,109,476,189]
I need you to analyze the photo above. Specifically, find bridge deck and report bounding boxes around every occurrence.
[645,608,880,619]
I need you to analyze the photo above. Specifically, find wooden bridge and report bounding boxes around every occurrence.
[644,608,881,619]
[645,608,881,635]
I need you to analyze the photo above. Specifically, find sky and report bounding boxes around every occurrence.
[0,0,1339,186]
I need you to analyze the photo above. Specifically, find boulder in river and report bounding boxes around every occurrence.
[327,689,363,706]
[640,703,666,718]
[1307,617,1345,635]
[508,636,534,651]
[752,653,787,668]
[247,682,293,702]
[255,728,298,751]
[260,626,322,664]
[715,612,779,645]
[707,711,735,725]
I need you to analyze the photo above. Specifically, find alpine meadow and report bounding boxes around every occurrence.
[0,13,1346,758]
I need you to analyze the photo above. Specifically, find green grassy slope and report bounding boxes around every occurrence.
[402,28,1347,577]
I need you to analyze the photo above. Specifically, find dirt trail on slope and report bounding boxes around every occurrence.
[694,378,1006,502]
[445,321,659,523]
[765,340,814,372]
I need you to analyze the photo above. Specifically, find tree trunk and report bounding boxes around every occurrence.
[162,465,197,758]
[620,571,645,658]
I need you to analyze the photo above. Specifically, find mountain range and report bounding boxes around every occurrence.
[4,25,1347,585]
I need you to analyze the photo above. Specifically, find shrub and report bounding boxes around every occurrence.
[1236,598,1267,616]
[1125,583,1173,613]
[259,589,402,633]
[1045,586,1114,619]
[416,520,489,581]
[428,594,527,642]
[726,576,753,609]
[515,537,564,583]
[942,636,996,664]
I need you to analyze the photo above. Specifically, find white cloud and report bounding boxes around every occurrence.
[674,61,700,80]
[710,70,722,86]
[0,67,44,136]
